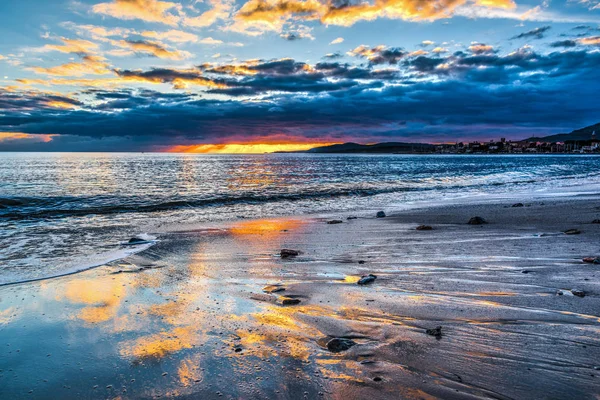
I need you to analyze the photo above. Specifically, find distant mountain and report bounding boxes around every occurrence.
[524,122,600,143]
[306,142,435,154]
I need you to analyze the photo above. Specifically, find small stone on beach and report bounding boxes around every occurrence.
[279,296,301,305]
[357,274,377,285]
[416,225,433,231]
[127,237,148,244]
[592,219,600,224]
[280,249,300,258]
[583,257,599,264]
[468,217,487,225]
[512,203,524,207]
[326,338,356,353]
[571,289,585,298]
[263,285,285,293]
[563,229,581,235]
[425,326,443,339]
[347,216,358,220]
[327,220,343,224]
[376,211,386,218]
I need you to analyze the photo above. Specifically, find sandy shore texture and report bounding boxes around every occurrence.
[1,196,599,399]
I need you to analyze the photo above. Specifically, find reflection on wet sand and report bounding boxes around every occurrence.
[2,202,600,399]
[58,275,131,324]
[121,326,199,359]
[229,218,307,241]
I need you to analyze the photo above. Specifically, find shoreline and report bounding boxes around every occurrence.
[1,193,599,399]
[2,183,600,287]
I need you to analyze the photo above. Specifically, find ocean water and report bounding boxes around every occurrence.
[1,152,599,285]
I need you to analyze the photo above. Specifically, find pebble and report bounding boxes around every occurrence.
[280,249,300,258]
[571,289,585,298]
[279,296,301,305]
[376,211,386,218]
[468,216,487,225]
[263,285,285,293]
[326,338,356,353]
[357,274,377,285]
[426,326,443,339]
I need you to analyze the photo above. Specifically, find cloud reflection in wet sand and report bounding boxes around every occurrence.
[4,208,599,399]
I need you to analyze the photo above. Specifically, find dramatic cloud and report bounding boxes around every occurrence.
[40,38,99,55]
[141,30,199,43]
[0,87,83,111]
[511,26,551,39]
[28,55,112,77]
[234,0,516,34]
[348,45,406,64]
[92,0,181,26]
[468,43,495,54]
[280,25,314,41]
[115,40,191,59]
[115,68,226,89]
[550,39,577,48]
[182,0,233,27]
[579,36,600,45]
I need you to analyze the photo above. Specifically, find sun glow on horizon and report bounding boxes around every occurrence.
[167,143,340,154]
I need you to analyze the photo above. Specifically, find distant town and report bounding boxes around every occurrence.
[434,131,600,154]
[303,126,600,154]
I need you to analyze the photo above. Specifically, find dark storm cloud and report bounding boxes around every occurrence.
[322,52,343,59]
[114,59,398,96]
[3,48,600,150]
[401,48,600,85]
[115,67,226,88]
[550,40,578,48]
[404,55,445,72]
[368,48,406,65]
[0,89,82,111]
[511,26,551,40]
[349,46,407,65]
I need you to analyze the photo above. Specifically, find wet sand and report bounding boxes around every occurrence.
[1,196,599,399]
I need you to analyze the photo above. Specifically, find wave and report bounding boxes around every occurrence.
[0,172,597,221]
[0,240,156,287]
[0,187,417,220]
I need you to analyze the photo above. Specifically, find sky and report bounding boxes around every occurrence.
[0,0,599,152]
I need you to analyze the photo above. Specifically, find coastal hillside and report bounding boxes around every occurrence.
[304,122,600,153]
[525,122,600,142]
[306,142,435,154]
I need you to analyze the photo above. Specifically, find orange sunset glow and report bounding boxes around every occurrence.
[167,143,339,154]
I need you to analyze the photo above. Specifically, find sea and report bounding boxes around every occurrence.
[1,152,599,285]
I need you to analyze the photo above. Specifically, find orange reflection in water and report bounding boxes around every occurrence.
[59,276,130,324]
[229,219,306,240]
[177,357,203,386]
[120,326,198,359]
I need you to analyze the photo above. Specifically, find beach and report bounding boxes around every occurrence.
[1,194,599,399]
